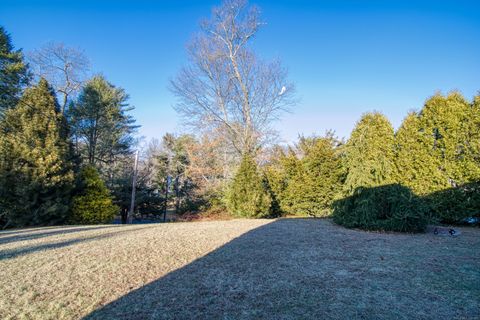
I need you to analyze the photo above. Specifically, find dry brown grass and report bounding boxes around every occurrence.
[0,219,479,319]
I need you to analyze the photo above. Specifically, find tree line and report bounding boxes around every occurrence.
[169,0,480,231]
[231,96,480,231]
[1,0,479,231]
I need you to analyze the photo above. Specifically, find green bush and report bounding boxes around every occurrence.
[283,135,344,217]
[226,154,272,218]
[333,184,428,232]
[71,166,118,224]
[425,182,480,224]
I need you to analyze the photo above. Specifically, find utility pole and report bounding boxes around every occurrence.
[128,150,139,224]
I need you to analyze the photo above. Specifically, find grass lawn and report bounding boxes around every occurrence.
[0,219,479,319]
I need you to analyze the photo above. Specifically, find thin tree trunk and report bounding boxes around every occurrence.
[174,175,180,214]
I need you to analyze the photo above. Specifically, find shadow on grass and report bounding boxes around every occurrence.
[0,225,119,245]
[84,218,479,320]
[0,226,149,261]
[0,226,64,236]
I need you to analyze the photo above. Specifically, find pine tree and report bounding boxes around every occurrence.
[226,154,271,218]
[68,75,138,167]
[0,26,30,116]
[395,112,448,194]
[71,165,118,224]
[283,135,344,217]
[0,79,73,227]
[344,112,395,194]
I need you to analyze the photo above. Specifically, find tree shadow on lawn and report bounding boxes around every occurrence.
[0,225,119,245]
[85,218,479,320]
[0,226,150,261]
[0,226,63,236]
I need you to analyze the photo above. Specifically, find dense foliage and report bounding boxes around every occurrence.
[332,184,428,232]
[226,154,272,218]
[343,112,396,194]
[0,26,30,117]
[395,112,447,194]
[0,79,74,227]
[71,165,118,224]
[421,93,480,186]
[394,93,480,224]
[281,135,344,217]
[68,75,137,166]
[425,181,480,224]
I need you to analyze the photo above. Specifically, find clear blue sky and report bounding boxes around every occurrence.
[1,0,479,143]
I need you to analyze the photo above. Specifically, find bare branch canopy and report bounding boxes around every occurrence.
[28,42,90,113]
[170,0,296,156]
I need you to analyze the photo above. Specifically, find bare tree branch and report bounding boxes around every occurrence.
[170,0,295,157]
[28,42,90,113]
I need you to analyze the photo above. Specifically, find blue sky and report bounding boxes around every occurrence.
[1,0,479,143]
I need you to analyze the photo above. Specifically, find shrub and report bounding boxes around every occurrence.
[262,147,299,216]
[283,135,344,217]
[226,154,272,218]
[333,184,428,232]
[71,166,118,224]
[425,182,480,224]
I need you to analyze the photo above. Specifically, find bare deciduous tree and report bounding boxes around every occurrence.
[170,0,295,156]
[29,42,90,113]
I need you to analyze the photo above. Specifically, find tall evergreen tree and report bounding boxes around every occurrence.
[0,26,30,116]
[395,112,448,194]
[226,154,271,218]
[344,112,395,194]
[0,79,73,227]
[68,75,138,168]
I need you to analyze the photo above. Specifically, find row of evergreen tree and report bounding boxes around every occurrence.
[227,92,480,231]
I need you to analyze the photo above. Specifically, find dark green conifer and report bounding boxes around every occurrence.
[226,154,271,218]
[0,79,73,227]
[0,26,30,116]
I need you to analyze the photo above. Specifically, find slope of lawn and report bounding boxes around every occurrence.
[0,219,479,319]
